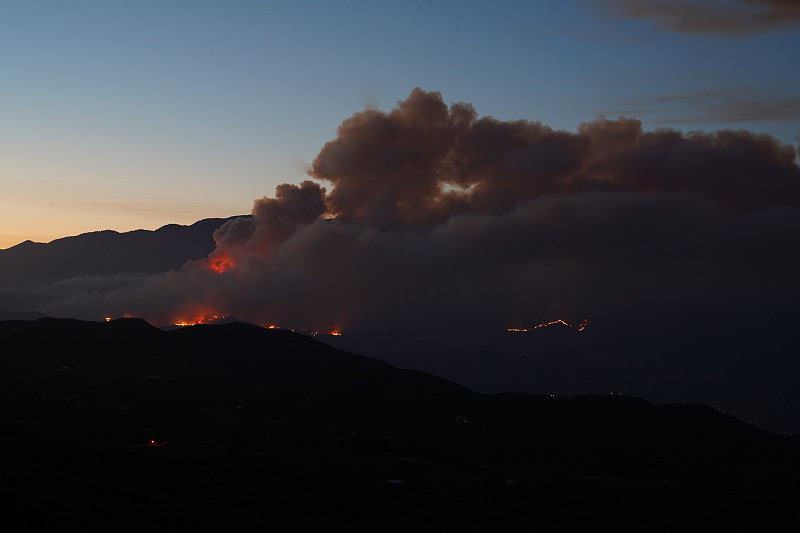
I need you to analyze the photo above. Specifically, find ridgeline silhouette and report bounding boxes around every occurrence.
[1,317,799,530]
[0,216,245,287]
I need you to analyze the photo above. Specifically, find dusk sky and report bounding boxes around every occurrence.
[3,0,799,249]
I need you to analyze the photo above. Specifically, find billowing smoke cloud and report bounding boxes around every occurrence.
[30,88,800,340]
[597,0,800,36]
[206,181,327,273]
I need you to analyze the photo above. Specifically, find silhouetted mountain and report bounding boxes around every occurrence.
[1,318,799,530]
[0,216,247,287]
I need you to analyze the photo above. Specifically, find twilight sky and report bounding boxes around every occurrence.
[2,0,799,249]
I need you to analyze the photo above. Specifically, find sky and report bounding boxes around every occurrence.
[2,0,799,249]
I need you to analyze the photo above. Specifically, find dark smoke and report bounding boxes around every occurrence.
[206,181,326,271]
[31,88,800,339]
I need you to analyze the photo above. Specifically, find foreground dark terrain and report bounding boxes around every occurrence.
[1,318,798,531]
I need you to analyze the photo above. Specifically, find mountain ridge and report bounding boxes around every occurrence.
[0,215,247,287]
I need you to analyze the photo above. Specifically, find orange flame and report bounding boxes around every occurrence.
[208,253,235,274]
[173,312,229,327]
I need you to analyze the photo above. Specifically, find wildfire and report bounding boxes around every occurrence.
[104,317,111,322]
[173,313,229,327]
[508,318,590,333]
[302,328,343,336]
[208,253,235,274]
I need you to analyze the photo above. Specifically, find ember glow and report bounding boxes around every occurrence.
[508,319,590,333]
[173,313,229,327]
[208,253,235,274]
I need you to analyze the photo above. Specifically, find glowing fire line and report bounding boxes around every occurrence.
[508,318,590,333]
[173,314,229,327]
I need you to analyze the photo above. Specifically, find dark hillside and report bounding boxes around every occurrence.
[1,318,798,531]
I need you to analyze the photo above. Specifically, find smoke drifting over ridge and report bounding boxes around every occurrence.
[30,88,800,334]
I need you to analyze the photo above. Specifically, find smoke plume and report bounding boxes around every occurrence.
[28,88,800,337]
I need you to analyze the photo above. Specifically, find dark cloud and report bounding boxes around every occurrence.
[600,90,800,125]
[596,0,800,36]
